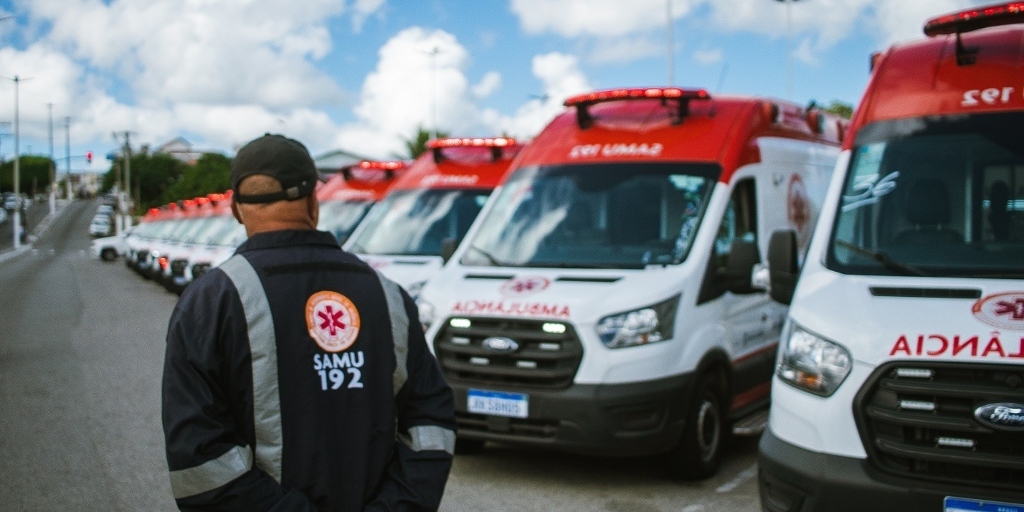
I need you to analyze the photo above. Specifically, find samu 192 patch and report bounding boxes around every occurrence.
[305,291,361,352]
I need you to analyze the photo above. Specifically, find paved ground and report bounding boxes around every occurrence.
[0,199,762,511]
[0,200,51,253]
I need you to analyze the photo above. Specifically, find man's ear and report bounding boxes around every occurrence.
[231,198,244,224]
[307,194,319,227]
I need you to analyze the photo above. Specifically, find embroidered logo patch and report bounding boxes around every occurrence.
[305,291,361,352]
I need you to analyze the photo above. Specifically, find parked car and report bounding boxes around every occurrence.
[90,230,130,262]
[89,216,113,237]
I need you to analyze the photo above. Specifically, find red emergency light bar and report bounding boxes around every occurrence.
[925,2,1024,36]
[358,160,407,171]
[147,208,159,216]
[427,137,517,149]
[195,197,211,205]
[564,87,711,129]
[182,199,197,207]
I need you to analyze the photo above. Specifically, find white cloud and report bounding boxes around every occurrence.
[511,0,698,38]
[497,52,592,138]
[693,48,723,66]
[472,72,502,99]
[510,0,994,62]
[352,0,387,32]
[336,27,501,158]
[588,36,664,64]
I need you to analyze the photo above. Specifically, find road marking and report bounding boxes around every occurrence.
[715,463,757,493]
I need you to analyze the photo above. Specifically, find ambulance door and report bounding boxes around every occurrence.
[714,179,777,409]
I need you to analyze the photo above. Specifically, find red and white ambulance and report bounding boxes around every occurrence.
[759,4,1024,511]
[318,160,406,245]
[344,137,522,297]
[416,87,844,477]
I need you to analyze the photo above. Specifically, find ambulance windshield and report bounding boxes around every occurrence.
[348,189,491,256]
[318,200,373,244]
[829,112,1024,278]
[461,162,718,269]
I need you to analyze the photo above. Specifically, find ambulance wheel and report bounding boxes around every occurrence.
[667,372,726,480]
[100,248,117,261]
[454,437,485,455]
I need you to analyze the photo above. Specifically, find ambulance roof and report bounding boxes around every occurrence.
[388,138,522,191]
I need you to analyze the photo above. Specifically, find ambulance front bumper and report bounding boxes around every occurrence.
[450,373,694,457]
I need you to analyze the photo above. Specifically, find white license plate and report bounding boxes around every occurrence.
[945,497,1024,512]
[467,389,528,418]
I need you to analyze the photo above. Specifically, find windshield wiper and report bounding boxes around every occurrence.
[467,245,507,266]
[835,240,927,277]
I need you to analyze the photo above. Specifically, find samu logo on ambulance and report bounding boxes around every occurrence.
[973,291,1024,331]
[501,276,550,298]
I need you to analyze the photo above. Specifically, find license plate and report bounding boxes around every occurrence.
[467,389,528,418]
[945,497,1024,512]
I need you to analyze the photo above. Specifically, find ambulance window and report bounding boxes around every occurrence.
[828,111,1024,278]
[715,179,758,265]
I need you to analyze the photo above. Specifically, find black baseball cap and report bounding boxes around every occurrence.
[231,133,322,204]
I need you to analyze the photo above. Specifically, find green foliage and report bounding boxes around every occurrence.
[162,153,232,203]
[402,126,449,159]
[102,152,186,210]
[823,100,855,119]
[0,156,57,194]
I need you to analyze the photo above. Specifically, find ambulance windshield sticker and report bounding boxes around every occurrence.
[306,291,361,352]
[842,143,898,212]
[973,292,1024,331]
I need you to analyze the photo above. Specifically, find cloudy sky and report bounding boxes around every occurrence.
[0,0,993,172]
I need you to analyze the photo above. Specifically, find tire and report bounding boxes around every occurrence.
[454,437,485,455]
[666,372,728,480]
[100,248,117,262]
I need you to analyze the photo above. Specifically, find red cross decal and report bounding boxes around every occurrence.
[511,279,540,293]
[317,305,346,335]
[994,298,1024,321]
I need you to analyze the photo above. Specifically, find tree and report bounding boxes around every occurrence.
[823,100,854,119]
[102,152,186,210]
[402,126,449,159]
[0,156,57,195]
[162,153,232,203]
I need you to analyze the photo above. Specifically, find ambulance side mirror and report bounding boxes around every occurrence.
[724,239,760,294]
[768,230,799,305]
[440,237,460,263]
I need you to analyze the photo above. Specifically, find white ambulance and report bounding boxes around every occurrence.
[758,4,1024,511]
[417,87,844,478]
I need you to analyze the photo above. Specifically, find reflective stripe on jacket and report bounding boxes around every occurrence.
[162,229,455,512]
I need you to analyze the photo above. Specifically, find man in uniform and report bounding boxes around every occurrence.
[162,134,456,511]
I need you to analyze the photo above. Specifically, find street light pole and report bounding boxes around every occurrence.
[666,0,674,85]
[774,0,803,101]
[65,117,71,200]
[47,102,55,215]
[12,75,21,249]
[428,46,440,141]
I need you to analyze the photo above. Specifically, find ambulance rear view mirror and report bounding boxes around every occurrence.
[440,237,459,263]
[724,239,760,295]
[768,230,799,305]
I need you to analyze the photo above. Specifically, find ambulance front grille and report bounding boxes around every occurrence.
[170,259,188,277]
[433,317,583,389]
[854,361,1024,492]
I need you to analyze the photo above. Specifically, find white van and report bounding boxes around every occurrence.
[758,5,1024,511]
[417,87,844,477]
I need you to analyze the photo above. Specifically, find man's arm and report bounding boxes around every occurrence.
[162,282,315,512]
[365,292,456,512]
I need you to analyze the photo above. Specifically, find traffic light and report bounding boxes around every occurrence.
[86,151,93,163]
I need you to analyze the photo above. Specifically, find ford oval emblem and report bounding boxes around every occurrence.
[482,337,520,353]
[974,402,1024,431]
[972,291,1024,331]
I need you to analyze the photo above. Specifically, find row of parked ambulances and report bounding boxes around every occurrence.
[111,4,1023,509]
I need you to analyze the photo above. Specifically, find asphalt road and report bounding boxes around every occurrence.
[0,199,762,511]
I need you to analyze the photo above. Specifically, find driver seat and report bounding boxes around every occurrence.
[895,179,962,246]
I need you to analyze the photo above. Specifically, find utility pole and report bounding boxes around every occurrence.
[113,131,134,232]
[47,103,55,214]
[12,75,21,249]
[666,0,674,85]
[426,46,440,140]
[64,117,71,200]
[773,0,803,101]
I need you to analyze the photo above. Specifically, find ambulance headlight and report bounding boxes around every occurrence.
[596,295,679,349]
[417,299,436,331]
[777,321,851,397]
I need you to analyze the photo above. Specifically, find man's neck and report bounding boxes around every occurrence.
[244,221,316,237]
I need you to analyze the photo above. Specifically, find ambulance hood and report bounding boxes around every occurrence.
[362,255,445,290]
[425,266,691,326]
[790,270,1024,366]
